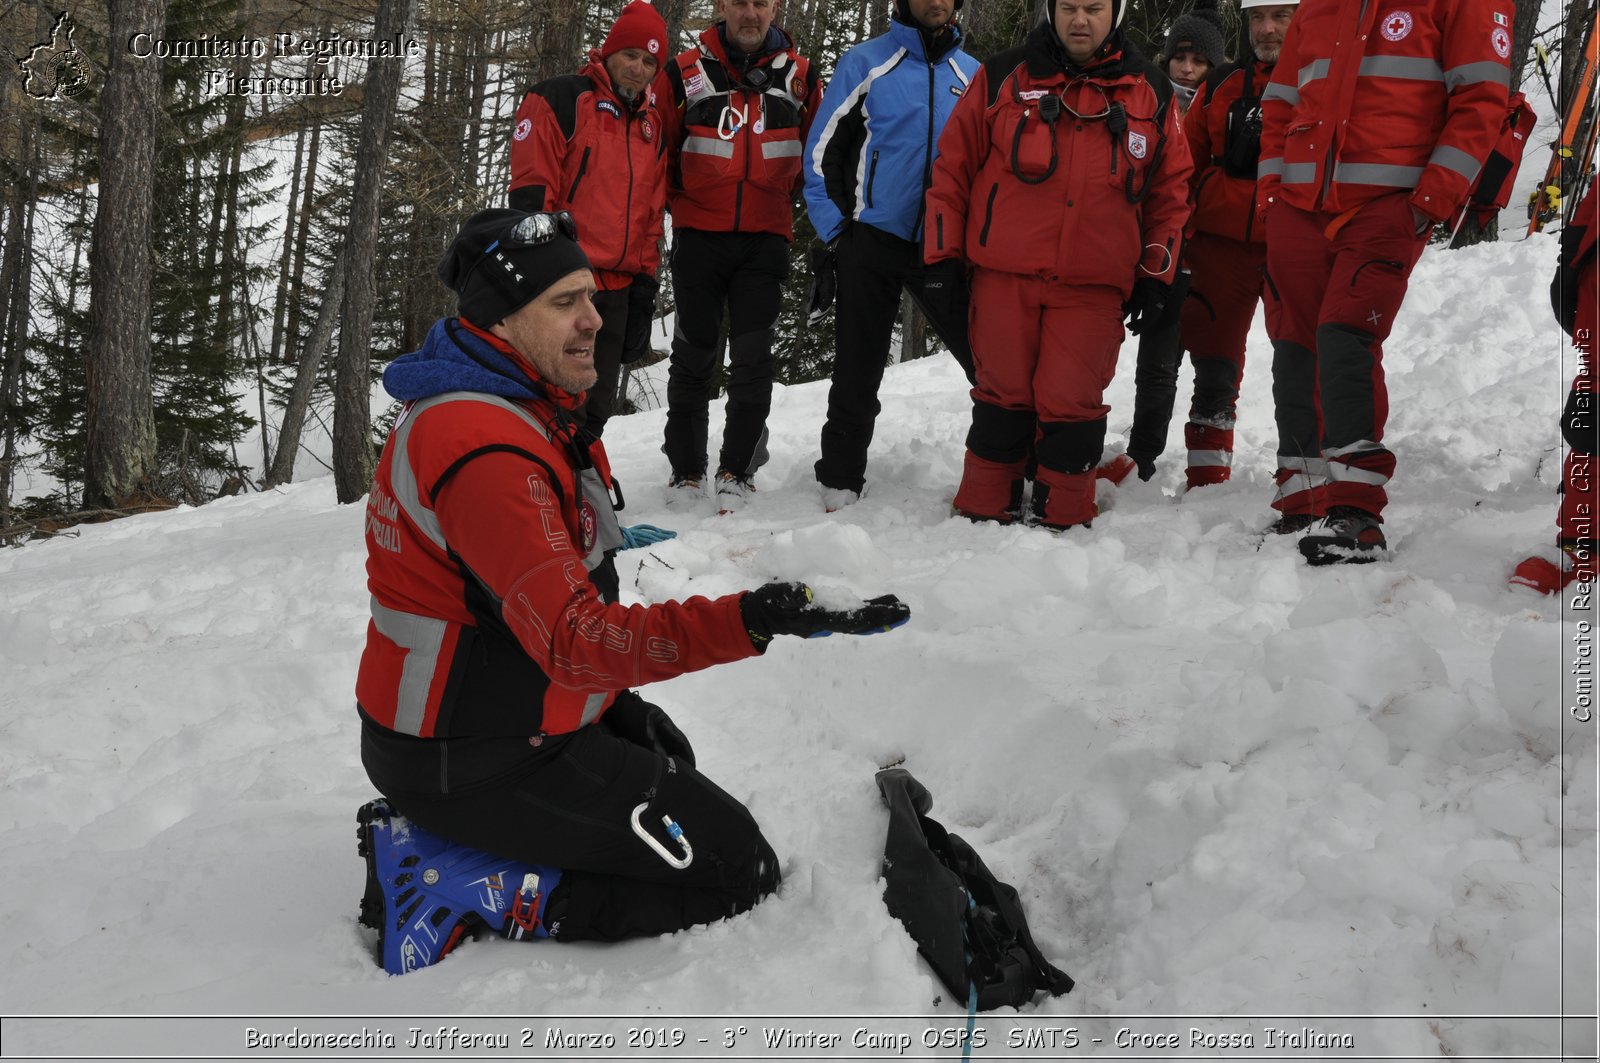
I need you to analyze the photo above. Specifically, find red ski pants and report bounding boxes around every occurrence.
[955,269,1124,526]
[1180,234,1267,484]
[1263,195,1428,518]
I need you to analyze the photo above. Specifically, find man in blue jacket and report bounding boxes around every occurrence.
[803,0,980,510]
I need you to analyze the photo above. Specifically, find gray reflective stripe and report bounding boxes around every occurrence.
[947,56,971,87]
[1333,162,1423,187]
[1273,456,1331,502]
[389,398,453,551]
[1324,439,1386,459]
[1263,82,1300,105]
[683,135,735,158]
[578,466,624,573]
[1258,156,1285,178]
[581,692,608,727]
[1445,61,1511,92]
[1297,59,1329,88]
[762,140,803,159]
[1326,462,1389,486]
[1282,162,1317,185]
[370,597,448,736]
[1428,143,1482,182]
[1358,55,1443,82]
[1277,455,1329,472]
[1187,449,1234,468]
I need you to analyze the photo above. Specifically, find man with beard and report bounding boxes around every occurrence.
[510,0,671,437]
[353,208,910,973]
[924,0,1192,529]
[660,0,821,512]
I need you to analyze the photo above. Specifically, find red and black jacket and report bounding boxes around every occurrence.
[1257,0,1512,224]
[509,53,669,291]
[357,318,758,740]
[1185,56,1274,245]
[924,23,1192,294]
[662,24,821,239]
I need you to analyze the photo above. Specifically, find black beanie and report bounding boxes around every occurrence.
[1163,0,1227,69]
[437,208,592,328]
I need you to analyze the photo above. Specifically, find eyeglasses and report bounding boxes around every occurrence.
[1061,80,1111,121]
[458,211,580,290]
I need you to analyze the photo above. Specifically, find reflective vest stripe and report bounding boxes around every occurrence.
[389,406,447,551]
[1297,59,1329,88]
[582,692,607,726]
[1264,82,1299,106]
[1357,55,1443,82]
[683,135,735,158]
[1282,161,1318,185]
[1332,161,1424,187]
[762,140,802,159]
[1259,156,1285,178]
[1445,61,1511,92]
[370,597,449,736]
[1428,143,1482,182]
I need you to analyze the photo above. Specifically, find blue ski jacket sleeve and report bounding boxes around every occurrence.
[803,20,979,245]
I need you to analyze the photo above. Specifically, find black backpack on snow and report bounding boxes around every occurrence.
[876,767,1074,1011]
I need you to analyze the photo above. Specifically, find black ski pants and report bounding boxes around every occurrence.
[815,222,975,493]
[663,229,788,480]
[1124,270,1190,470]
[575,288,630,438]
[361,707,780,943]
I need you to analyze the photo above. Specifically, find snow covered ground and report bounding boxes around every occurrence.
[1,221,1595,1060]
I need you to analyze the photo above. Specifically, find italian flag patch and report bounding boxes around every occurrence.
[1494,11,1509,25]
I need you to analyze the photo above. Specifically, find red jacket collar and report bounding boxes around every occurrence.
[457,318,587,412]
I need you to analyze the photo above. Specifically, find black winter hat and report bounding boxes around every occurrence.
[437,208,591,328]
[1163,0,1226,69]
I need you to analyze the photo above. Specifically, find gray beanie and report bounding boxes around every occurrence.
[1163,0,1227,68]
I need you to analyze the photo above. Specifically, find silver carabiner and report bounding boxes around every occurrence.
[631,801,694,869]
[717,101,747,141]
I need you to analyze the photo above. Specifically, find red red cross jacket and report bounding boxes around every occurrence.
[509,53,669,291]
[357,319,757,740]
[1185,57,1276,245]
[662,24,820,239]
[924,24,1193,294]
[1257,0,1513,224]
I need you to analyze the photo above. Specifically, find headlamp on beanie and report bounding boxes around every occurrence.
[437,208,592,329]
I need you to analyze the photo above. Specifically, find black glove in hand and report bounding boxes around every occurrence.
[603,689,695,767]
[921,258,967,325]
[1122,277,1171,336]
[805,241,838,328]
[740,581,911,651]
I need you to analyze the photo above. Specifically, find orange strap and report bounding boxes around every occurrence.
[1322,205,1363,241]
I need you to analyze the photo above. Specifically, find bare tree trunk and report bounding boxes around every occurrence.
[1507,0,1544,94]
[333,0,420,504]
[85,0,168,508]
[264,248,349,488]
[1,142,40,530]
[896,290,927,364]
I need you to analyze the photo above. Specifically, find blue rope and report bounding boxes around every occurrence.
[961,892,979,1062]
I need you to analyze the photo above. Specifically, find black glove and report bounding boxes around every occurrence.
[921,258,968,326]
[602,689,695,767]
[805,240,838,328]
[740,582,911,651]
[1127,453,1158,482]
[1122,277,1171,336]
[621,274,660,364]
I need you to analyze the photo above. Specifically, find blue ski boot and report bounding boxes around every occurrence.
[356,799,563,975]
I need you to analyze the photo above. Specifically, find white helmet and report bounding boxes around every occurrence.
[1240,0,1299,7]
